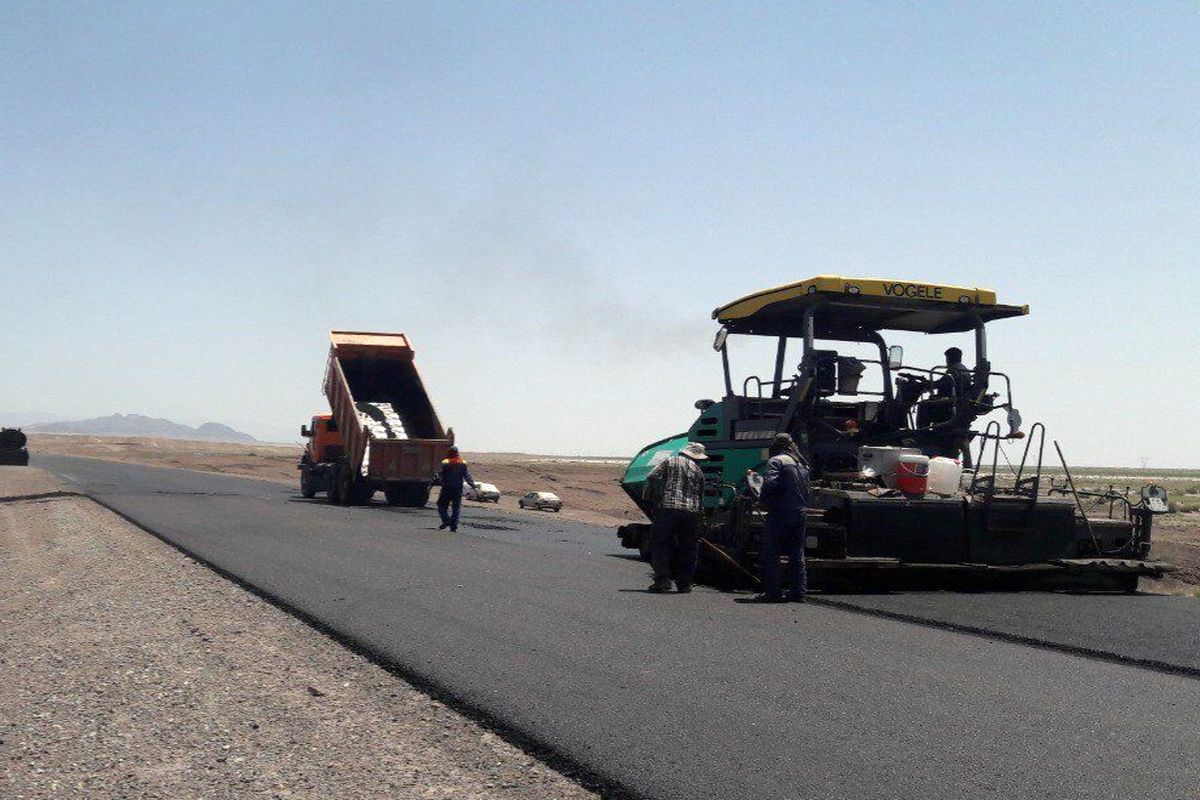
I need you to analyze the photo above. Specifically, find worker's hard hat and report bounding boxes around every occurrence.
[681,442,709,461]
[447,445,459,455]
[772,433,796,447]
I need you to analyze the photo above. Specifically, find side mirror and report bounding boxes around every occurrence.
[713,326,729,352]
[1141,484,1169,514]
[694,399,715,411]
[887,345,903,370]
[300,425,311,437]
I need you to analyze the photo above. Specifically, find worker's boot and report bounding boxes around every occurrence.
[674,581,692,594]
[747,592,785,604]
[647,577,673,593]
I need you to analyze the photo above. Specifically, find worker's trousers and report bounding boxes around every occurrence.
[437,491,463,530]
[760,509,807,598]
[650,509,700,585]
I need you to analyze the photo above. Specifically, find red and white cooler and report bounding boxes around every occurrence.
[895,453,930,496]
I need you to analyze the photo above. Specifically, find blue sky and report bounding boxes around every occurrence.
[2,2,1197,466]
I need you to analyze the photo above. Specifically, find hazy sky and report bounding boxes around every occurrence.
[2,2,1197,466]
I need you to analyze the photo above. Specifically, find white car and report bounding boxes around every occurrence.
[466,482,501,503]
[518,491,562,512]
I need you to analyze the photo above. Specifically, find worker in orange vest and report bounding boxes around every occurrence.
[435,446,477,532]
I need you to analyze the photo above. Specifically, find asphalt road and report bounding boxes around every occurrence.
[36,455,1200,800]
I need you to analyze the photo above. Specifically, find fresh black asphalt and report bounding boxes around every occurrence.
[35,455,1200,800]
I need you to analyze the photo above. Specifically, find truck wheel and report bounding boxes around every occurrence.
[337,465,355,506]
[384,489,405,506]
[326,465,343,505]
[351,480,375,504]
[403,485,430,508]
[638,535,652,561]
[300,466,317,499]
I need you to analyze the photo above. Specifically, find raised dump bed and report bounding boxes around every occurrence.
[299,331,452,507]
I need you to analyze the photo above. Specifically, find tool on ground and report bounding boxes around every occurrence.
[700,537,761,585]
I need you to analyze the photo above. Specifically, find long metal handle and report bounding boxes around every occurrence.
[1054,440,1100,555]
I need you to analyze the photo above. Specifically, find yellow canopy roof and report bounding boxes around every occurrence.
[713,275,1028,336]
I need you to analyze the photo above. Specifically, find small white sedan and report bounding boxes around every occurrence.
[466,482,501,503]
[518,491,562,512]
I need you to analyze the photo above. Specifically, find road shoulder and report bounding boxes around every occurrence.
[0,467,598,800]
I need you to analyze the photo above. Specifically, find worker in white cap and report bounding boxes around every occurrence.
[643,441,708,593]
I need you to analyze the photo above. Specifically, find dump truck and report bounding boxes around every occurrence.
[618,276,1172,592]
[0,428,29,466]
[299,331,452,507]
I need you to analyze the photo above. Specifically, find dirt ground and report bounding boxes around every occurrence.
[26,434,1200,593]
[0,466,599,800]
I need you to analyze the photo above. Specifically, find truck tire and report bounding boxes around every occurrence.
[385,485,428,507]
[326,465,343,505]
[337,465,355,506]
[351,480,375,505]
[0,449,29,467]
[404,485,430,508]
[300,466,317,499]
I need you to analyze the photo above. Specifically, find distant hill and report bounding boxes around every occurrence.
[0,412,72,428]
[27,414,258,444]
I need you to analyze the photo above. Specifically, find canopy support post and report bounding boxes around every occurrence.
[771,336,787,397]
[721,345,733,398]
[974,317,988,365]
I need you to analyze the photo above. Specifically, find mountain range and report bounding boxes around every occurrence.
[16,414,258,444]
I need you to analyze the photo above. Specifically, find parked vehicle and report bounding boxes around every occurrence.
[519,491,562,512]
[299,331,452,507]
[0,428,29,466]
[466,482,501,503]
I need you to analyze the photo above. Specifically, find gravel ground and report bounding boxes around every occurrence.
[0,467,600,800]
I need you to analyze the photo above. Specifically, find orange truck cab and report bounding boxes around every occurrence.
[298,331,453,507]
[301,414,343,464]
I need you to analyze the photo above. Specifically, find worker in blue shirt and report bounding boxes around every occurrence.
[749,433,810,603]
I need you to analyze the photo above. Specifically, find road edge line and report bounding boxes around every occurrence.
[809,596,1200,680]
